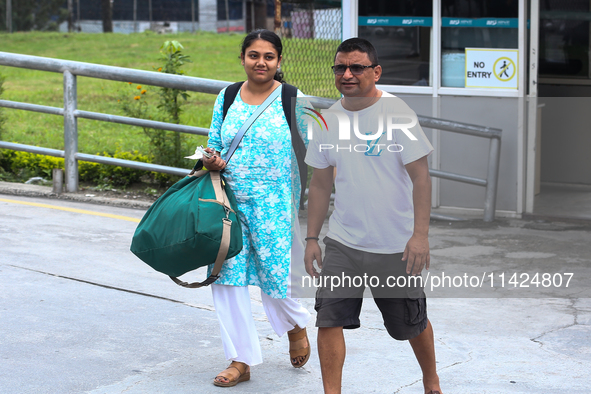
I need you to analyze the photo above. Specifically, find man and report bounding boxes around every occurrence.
[304,38,442,394]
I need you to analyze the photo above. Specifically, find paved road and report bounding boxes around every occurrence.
[1,194,590,393]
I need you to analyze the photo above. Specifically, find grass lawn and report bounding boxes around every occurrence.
[0,31,339,167]
[0,31,247,158]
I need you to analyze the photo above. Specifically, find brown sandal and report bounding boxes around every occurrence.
[288,327,310,368]
[213,361,250,387]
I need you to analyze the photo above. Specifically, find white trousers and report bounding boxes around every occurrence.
[212,284,311,366]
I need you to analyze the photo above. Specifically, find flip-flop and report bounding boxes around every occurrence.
[213,361,250,387]
[288,327,310,368]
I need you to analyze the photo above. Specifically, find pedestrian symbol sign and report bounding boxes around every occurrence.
[465,48,519,89]
[493,57,516,82]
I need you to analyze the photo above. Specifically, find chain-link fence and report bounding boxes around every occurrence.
[281,0,342,98]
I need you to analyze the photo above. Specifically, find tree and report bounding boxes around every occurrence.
[0,0,67,31]
[101,0,113,33]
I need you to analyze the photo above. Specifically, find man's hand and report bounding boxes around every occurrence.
[304,240,323,278]
[202,147,226,171]
[402,234,430,276]
[403,156,431,276]
[304,166,333,279]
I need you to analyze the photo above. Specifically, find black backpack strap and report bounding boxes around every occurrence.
[282,83,308,210]
[223,81,307,209]
[223,81,245,120]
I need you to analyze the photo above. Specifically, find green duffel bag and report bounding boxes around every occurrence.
[130,169,242,288]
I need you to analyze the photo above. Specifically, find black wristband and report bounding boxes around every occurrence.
[305,237,319,241]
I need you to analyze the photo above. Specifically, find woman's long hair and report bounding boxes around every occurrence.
[241,29,285,83]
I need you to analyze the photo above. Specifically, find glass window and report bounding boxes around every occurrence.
[539,0,590,79]
[441,0,519,88]
[358,0,433,86]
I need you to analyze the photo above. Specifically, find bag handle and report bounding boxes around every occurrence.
[168,171,232,288]
[225,84,282,163]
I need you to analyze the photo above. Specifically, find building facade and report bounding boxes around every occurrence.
[341,0,590,220]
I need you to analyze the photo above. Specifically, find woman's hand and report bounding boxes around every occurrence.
[202,148,227,171]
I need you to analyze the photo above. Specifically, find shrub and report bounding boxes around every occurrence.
[0,149,154,188]
[99,149,152,186]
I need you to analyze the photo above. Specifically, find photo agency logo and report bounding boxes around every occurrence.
[303,106,420,156]
[303,107,328,132]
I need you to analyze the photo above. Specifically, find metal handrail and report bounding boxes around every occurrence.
[0,141,190,177]
[279,100,502,222]
[0,52,231,93]
[0,51,502,221]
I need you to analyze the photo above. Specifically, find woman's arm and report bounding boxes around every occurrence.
[203,89,227,170]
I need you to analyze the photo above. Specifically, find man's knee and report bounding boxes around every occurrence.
[385,318,428,341]
[317,326,345,348]
[318,326,344,336]
[380,297,428,340]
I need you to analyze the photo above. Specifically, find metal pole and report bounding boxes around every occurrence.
[63,70,78,193]
[67,0,73,32]
[191,0,195,33]
[242,0,247,33]
[274,0,281,35]
[52,169,63,195]
[76,0,80,31]
[149,0,152,25]
[6,0,11,33]
[225,0,230,32]
[483,137,501,222]
[251,0,255,31]
[133,0,137,33]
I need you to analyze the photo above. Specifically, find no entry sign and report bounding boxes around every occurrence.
[465,48,519,89]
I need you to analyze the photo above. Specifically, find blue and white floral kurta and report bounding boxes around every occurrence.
[207,85,309,299]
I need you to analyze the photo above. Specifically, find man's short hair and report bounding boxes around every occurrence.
[334,38,379,65]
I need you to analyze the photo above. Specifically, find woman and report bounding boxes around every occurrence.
[202,29,311,387]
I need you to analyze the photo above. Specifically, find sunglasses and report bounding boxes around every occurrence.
[331,64,378,75]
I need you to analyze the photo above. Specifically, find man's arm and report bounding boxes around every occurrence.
[402,156,431,275]
[304,166,334,278]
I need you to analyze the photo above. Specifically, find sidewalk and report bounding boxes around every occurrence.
[1,181,590,393]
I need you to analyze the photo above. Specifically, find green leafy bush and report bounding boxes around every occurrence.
[0,149,155,187]
[98,149,152,186]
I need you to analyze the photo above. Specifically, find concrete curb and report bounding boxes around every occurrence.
[0,181,336,219]
[0,181,153,210]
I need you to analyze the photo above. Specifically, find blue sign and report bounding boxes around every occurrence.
[359,17,433,27]
[442,18,518,28]
[359,17,518,28]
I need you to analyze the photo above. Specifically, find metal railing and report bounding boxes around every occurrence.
[417,115,502,222]
[0,51,501,221]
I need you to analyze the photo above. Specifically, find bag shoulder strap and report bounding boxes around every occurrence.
[225,84,282,162]
[222,81,307,208]
[187,82,245,175]
[223,81,244,120]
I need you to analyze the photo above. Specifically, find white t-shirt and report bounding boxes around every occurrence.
[305,92,434,253]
